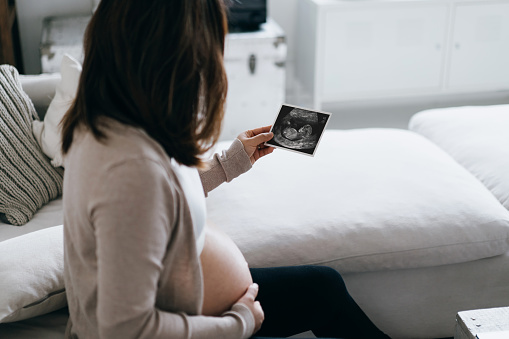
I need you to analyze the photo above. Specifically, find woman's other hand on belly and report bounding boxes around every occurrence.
[235,283,265,334]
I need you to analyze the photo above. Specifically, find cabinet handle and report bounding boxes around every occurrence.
[275,42,287,68]
[249,54,256,75]
[40,43,55,60]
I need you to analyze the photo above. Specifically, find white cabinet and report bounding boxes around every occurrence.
[297,0,509,109]
[447,2,509,90]
[322,4,447,100]
[221,19,286,141]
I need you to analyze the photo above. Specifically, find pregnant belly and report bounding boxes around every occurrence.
[200,225,253,316]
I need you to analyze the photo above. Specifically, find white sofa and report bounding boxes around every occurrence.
[1,74,508,339]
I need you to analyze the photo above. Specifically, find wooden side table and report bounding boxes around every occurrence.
[455,307,509,339]
[0,0,23,72]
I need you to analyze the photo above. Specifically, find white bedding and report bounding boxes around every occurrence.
[207,129,509,273]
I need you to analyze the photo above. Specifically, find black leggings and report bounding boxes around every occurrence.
[249,266,390,339]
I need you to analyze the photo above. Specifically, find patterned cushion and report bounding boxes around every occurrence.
[0,65,63,226]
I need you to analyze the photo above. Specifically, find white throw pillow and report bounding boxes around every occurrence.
[32,54,82,168]
[409,105,509,211]
[206,129,509,273]
[0,225,66,323]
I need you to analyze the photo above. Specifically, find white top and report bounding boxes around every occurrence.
[171,160,207,255]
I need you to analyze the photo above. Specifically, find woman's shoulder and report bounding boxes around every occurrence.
[68,118,171,170]
[63,119,185,203]
[64,119,183,208]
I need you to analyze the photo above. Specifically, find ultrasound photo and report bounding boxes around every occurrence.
[265,104,331,156]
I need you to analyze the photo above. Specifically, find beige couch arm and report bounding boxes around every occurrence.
[19,73,61,119]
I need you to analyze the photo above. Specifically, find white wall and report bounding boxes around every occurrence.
[17,0,94,74]
[17,0,296,74]
[268,0,297,64]
[268,0,299,99]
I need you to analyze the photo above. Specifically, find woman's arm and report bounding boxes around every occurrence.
[91,159,254,339]
[199,126,273,195]
[199,138,252,195]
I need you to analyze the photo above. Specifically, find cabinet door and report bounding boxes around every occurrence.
[321,4,448,100]
[448,2,509,90]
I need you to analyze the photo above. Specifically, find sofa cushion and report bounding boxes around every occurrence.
[409,105,509,211]
[206,129,509,273]
[0,225,65,323]
[0,65,64,226]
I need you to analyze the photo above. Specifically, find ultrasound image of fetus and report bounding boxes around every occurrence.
[273,108,326,150]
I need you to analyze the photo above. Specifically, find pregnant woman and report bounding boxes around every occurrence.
[61,1,390,338]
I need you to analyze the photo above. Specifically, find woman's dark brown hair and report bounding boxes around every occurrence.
[61,0,228,167]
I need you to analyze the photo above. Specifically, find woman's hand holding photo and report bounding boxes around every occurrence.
[237,126,274,165]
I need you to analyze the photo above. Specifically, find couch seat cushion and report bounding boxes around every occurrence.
[206,129,509,273]
[0,198,63,242]
[410,105,509,211]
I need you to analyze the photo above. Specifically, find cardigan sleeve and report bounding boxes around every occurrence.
[89,158,255,339]
[199,138,252,196]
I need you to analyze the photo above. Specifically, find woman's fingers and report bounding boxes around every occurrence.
[235,283,264,334]
[245,283,259,300]
[248,125,272,137]
[237,127,275,165]
[250,131,273,146]
[254,146,274,162]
